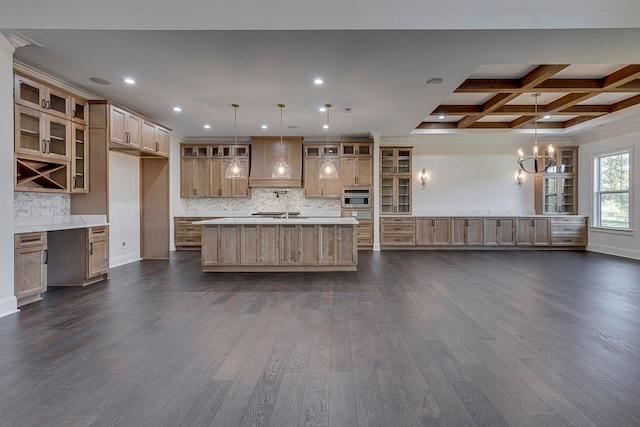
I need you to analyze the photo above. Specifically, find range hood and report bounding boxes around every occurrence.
[249,136,303,187]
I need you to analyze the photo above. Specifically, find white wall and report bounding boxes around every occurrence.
[108,151,141,267]
[381,134,554,212]
[0,35,17,318]
[578,128,640,260]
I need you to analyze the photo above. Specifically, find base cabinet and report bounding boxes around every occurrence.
[14,233,48,307]
[201,223,358,271]
[416,218,451,246]
[451,218,483,246]
[516,218,551,246]
[483,218,516,246]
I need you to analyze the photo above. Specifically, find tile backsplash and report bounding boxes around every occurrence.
[182,187,341,216]
[14,192,70,217]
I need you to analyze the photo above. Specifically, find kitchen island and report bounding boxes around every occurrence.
[194,217,359,272]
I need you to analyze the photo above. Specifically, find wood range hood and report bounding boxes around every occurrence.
[249,136,303,188]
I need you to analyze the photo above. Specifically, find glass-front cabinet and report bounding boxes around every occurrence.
[15,105,71,161]
[380,147,412,215]
[535,147,578,215]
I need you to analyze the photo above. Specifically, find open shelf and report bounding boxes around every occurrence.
[16,157,69,193]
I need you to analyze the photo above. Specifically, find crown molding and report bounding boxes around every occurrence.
[13,60,99,100]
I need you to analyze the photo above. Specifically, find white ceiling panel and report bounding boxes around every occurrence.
[552,64,626,78]
[508,93,568,105]
[578,93,639,105]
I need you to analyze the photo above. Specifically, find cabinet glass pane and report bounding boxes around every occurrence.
[235,146,248,157]
[19,80,41,106]
[19,112,41,152]
[381,178,394,213]
[342,145,355,155]
[49,93,67,116]
[358,144,370,155]
[75,128,85,189]
[544,178,558,213]
[559,149,574,174]
[222,146,231,157]
[397,150,411,174]
[306,147,320,157]
[74,101,85,121]
[49,121,67,156]
[397,178,411,213]
[197,147,208,157]
[381,150,394,174]
[324,146,339,157]
[559,178,574,213]
[183,146,195,157]
[211,146,220,157]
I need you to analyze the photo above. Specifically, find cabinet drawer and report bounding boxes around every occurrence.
[381,218,415,234]
[15,232,47,249]
[551,226,585,236]
[552,217,586,225]
[552,236,586,246]
[381,234,415,245]
[88,226,108,240]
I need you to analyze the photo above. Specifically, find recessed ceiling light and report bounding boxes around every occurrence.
[426,77,444,86]
[323,124,329,129]
[314,78,324,85]
[123,77,136,85]
[204,124,211,129]
[173,106,182,112]
[319,106,327,112]
[438,115,445,120]
[261,125,268,129]
[543,115,551,119]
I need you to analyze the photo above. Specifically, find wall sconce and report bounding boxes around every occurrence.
[420,169,429,186]
[516,170,524,185]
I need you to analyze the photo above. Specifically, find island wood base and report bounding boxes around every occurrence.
[198,220,358,272]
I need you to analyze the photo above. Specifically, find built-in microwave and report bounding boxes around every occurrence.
[342,187,371,208]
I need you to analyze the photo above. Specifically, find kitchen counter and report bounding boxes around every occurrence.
[380,210,586,218]
[197,217,358,272]
[193,217,357,225]
[14,215,109,234]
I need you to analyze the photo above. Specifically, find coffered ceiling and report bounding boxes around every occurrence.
[419,64,640,131]
[3,1,640,139]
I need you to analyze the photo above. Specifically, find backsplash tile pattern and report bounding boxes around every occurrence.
[183,187,341,216]
[14,192,70,217]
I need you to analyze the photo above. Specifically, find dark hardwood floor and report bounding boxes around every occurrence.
[1,250,640,427]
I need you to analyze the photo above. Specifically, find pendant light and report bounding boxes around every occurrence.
[225,103,247,179]
[517,93,556,174]
[319,104,338,180]
[272,103,292,179]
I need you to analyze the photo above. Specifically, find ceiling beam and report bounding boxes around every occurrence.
[611,93,640,112]
[602,65,640,88]
[432,104,610,116]
[456,77,640,93]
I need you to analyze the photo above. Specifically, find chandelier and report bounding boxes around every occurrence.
[272,103,292,179]
[517,93,555,174]
[319,104,338,180]
[224,103,247,179]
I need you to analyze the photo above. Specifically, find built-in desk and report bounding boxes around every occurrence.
[14,216,109,307]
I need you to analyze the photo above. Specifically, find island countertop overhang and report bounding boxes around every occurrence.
[194,217,358,225]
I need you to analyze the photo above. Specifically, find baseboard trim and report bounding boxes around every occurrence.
[110,253,142,268]
[587,243,640,261]
[0,296,19,319]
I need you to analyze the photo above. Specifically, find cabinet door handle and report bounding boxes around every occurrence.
[465,219,469,227]
[46,100,51,109]
[41,139,46,153]
[41,99,47,108]
[355,176,358,184]
[219,188,222,196]
[90,242,94,255]
[497,219,501,227]
[43,249,48,265]
[431,219,435,227]
[73,177,76,189]
[531,219,535,227]
[46,140,51,154]
[156,142,159,152]
[73,109,76,118]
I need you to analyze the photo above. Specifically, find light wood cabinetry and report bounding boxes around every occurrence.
[551,216,587,247]
[304,144,341,197]
[180,146,210,198]
[380,217,415,246]
[175,217,212,249]
[71,123,89,193]
[14,74,71,120]
[341,211,373,249]
[47,226,110,287]
[380,147,412,215]
[15,105,71,162]
[483,218,516,246]
[535,147,578,215]
[15,156,70,193]
[109,105,141,149]
[516,218,551,246]
[201,222,358,271]
[14,232,47,308]
[142,121,170,157]
[71,96,88,126]
[340,142,372,187]
[416,218,451,246]
[451,218,483,245]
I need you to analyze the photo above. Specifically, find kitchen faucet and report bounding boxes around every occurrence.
[273,190,289,218]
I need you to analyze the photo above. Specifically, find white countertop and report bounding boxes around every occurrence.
[194,217,358,225]
[14,215,109,234]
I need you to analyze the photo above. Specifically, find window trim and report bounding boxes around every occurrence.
[592,147,633,231]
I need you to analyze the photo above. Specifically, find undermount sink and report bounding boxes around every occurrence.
[251,212,303,219]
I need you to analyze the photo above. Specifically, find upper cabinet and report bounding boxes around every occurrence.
[109,105,141,149]
[304,144,341,197]
[181,144,250,198]
[535,147,578,214]
[142,121,170,157]
[15,105,71,162]
[14,74,72,120]
[340,141,372,187]
[103,102,170,157]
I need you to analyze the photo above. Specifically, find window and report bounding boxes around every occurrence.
[595,150,631,229]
